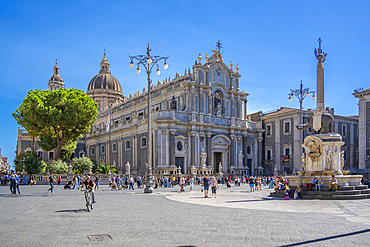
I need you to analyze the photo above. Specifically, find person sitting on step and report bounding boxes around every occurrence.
[306,176,318,191]
[329,175,338,191]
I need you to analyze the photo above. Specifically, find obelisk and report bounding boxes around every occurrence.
[314,38,327,112]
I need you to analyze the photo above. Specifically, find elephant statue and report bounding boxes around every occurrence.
[296,112,334,134]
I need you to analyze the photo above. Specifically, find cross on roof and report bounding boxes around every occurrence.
[216,40,222,51]
[55,58,57,64]
[104,48,106,54]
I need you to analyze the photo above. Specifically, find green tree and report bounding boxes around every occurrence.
[96,163,117,174]
[72,157,94,174]
[13,88,98,161]
[48,160,68,174]
[13,152,46,175]
[37,136,77,161]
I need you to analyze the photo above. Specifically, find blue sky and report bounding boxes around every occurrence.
[1,1,369,169]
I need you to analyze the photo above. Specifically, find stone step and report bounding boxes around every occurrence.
[300,194,369,200]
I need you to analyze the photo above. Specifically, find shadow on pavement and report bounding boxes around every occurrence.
[279,228,370,246]
[55,209,87,213]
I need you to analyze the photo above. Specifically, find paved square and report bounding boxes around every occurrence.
[1,184,370,246]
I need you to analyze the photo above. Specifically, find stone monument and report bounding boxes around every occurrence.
[200,149,207,168]
[288,38,362,187]
[125,161,131,176]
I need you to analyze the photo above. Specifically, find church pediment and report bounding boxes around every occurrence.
[211,135,231,145]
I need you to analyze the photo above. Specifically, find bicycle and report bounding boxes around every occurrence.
[83,189,93,212]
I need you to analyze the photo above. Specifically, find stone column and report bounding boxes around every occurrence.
[208,93,212,115]
[243,136,248,169]
[230,135,235,168]
[132,135,137,168]
[170,130,176,167]
[258,138,263,174]
[118,137,122,172]
[106,141,110,165]
[206,133,212,167]
[191,131,196,166]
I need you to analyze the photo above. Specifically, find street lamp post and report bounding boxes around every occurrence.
[288,80,315,111]
[129,43,168,193]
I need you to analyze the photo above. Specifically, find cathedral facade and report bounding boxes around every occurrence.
[85,50,264,176]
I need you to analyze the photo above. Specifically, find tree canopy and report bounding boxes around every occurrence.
[13,88,98,161]
[14,152,46,175]
[48,160,69,174]
[72,157,94,174]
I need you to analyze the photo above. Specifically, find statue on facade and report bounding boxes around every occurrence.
[238,151,244,166]
[325,150,332,167]
[341,150,345,170]
[215,102,222,117]
[171,96,177,110]
[201,149,207,167]
[125,161,130,174]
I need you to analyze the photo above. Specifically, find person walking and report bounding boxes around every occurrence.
[57,176,62,187]
[48,174,55,193]
[180,175,185,192]
[129,175,135,190]
[249,176,255,192]
[94,175,100,190]
[210,176,219,198]
[9,174,17,195]
[15,174,21,194]
[189,176,194,192]
[202,174,210,198]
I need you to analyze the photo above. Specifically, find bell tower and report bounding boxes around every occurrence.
[48,60,65,90]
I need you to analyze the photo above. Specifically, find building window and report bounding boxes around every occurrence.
[91,147,95,155]
[342,125,347,136]
[126,140,131,150]
[114,120,118,125]
[49,152,54,160]
[141,137,147,147]
[138,111,144,117]
[79,152,84,157]
[101,145,105,154]
[284,148,290,158]
[112,143,117,152]
[37,151,43,158]
[177,141,183,151]
[247,146,251,154]
[266,150,271,161]
[284,121,290,133]
[266,125,271,136]
[125,116,131,121]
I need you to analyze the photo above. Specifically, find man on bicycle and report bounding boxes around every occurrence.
[80,176,96,203]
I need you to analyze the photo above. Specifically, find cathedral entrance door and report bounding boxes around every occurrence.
[214,152,222,173]
[175,157,184,174]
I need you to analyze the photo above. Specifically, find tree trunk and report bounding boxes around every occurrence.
[54,127,65,161]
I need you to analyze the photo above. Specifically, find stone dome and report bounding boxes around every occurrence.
[86,53,124,111]
[87,73,122,92]
[87,53,122,93]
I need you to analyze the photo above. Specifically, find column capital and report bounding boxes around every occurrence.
[206,132,212,138]
[118,137,122,141]
[230,135,236,140]
[191,131,197,136]
[169,129,176,135]
[243,136,249,141]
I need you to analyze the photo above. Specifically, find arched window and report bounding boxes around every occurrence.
[112,143,117,152]
[126,140,131,150]
[91,147,95,155]
[141,137,147,147]
[101,145,105,154]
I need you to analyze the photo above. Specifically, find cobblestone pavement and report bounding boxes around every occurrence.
[1,184,370,247]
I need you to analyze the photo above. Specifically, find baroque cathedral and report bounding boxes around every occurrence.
[85,49,264,176]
